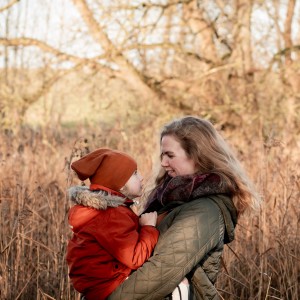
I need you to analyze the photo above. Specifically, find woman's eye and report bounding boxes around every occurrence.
[161,153,174,159]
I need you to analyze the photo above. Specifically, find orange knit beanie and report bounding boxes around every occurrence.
[71,148,137,191]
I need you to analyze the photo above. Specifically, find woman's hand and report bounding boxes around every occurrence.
[139,211,157,227]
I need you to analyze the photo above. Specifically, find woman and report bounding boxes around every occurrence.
[108,116,261,300]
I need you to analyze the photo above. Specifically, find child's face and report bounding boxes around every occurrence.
[123,170,143,199]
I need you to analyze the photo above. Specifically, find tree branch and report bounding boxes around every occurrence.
[0,0,19,13]
[0,37,91,64]
[274,45,300,59]
[24,63,86,107]
[72,0,161,101]
[108,0,193,11]
[0,37,114,75]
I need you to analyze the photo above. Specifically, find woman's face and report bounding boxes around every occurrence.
[160,135,198,177]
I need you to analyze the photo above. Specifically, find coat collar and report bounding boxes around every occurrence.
[68,186,130,210]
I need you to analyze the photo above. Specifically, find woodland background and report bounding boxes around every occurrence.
[0,0,299,299]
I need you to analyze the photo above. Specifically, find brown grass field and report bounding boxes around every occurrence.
[0,114,299,299]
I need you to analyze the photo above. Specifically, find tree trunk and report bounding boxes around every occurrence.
[283,0,296,65]
[72,0,160,102]
[183,0,219,65]
[230,0,253,75]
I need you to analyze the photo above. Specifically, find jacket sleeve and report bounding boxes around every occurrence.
[108,199,223,300]
[93,207,159,270]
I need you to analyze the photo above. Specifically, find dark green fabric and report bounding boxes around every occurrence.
[108,194,236,300]
[208,195,237,244]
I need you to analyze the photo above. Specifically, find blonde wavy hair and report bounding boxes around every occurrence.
[154,116,261,217]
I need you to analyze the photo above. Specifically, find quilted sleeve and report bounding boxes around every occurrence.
[108,199,222,300]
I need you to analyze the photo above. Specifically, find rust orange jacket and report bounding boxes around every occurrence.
[66,186,159,300]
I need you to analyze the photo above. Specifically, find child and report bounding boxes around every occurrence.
[66,148,159,300]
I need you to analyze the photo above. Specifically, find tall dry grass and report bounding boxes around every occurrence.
[0,124,158,300]
[0,128,73,300]
[0,114,299,299]
[216,133,300,299]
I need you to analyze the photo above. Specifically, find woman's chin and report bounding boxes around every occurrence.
[167,171,176,177]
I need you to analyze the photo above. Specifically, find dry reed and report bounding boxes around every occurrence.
[0,117,299,300]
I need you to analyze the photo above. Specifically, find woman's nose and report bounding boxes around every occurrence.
[161,156,168,167]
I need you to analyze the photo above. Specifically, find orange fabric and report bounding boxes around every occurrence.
[68,205,99,232]
[89,184,125,197]
[66,205,159,300]
[71,148,137,190]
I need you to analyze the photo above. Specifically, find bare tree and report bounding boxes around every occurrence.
[0,0,299,129]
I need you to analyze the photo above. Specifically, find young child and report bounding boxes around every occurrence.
[66,148,159,300]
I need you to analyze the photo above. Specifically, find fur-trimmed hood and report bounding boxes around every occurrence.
[68,186,131,232]
[68,186,128,210]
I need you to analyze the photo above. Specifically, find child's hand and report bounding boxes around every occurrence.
[139,211,157,227]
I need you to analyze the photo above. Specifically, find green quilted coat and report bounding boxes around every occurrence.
[108,194,237,300]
